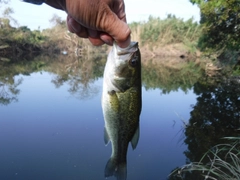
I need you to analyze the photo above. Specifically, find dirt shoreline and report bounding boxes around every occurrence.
[140,43,200,61]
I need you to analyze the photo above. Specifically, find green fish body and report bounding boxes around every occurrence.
[102,42,141,180]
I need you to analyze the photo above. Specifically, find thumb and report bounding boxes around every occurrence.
[99,8,131,48]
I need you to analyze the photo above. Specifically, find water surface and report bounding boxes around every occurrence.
[0,70,196,180]
[2,54,238,180]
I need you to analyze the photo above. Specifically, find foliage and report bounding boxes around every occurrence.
[0,18,47,47]
[170,137,240,179]
[129,15,201,49]
[190,0,240,53]
[49,14,65,27]
[0,0,18,26]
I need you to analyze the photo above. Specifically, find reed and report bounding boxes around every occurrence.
[169,137,240,179]
[129,15,201,51]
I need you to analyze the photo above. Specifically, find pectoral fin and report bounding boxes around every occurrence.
[104,127,110,145]
[131,124,140,150]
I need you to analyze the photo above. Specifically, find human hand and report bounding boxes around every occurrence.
[45,0,131,48]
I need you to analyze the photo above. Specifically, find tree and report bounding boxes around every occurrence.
[49,14,65,27]
[0,0,18,27]
[0,0,10,12]
[2,7,18,26]
[190,0,240,51]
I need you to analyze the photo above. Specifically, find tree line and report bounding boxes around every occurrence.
[0,0,239,62]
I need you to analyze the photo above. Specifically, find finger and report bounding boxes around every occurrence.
[75,27,88,38]
[88,29,99,38]
[89,30,113,46]
[67,15,80,33]
[107,17,131,48]
[116,35,130,48]
[99,7,131,48]
[67,15,88,38]
[87,29,105,46]
[100,33,113,46]
[88,37,105,46]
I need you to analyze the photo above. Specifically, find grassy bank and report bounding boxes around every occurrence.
[43,15,202,59]
[129,15,202,59]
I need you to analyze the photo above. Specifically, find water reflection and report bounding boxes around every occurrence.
[0,53,106,104]
[2,53,237,179]
[0,53,204,105]
[142,57,203,93]
[0,77,23,105]
[169,76,240,179]
[186,77,240,161]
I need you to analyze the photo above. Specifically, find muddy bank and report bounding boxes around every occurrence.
[140,43,201,61]
[0,40,61,62]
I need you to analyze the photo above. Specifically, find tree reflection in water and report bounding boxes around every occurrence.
[0,77,23,105]
[169,76,240,180]
[0,52,107,104]
[2,51,240,179]
[50,55,105,100]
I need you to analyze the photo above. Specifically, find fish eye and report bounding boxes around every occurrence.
[129,53,138,67]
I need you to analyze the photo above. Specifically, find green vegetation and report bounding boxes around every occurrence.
[170,137,240,179]
[0,1,48,55]
[0,2,107,59]
[129,15,201,58]
[190,0,240,61]
[1,0,239,97]
[131,15,200,47]
[0,0,240,64]
[0,12,200,59]
[0,22,47,45]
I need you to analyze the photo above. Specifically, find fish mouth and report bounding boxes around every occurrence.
[114,42,138,56]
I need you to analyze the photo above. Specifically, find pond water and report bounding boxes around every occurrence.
[0,55,239,180]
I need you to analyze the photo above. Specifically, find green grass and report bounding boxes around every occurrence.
[169,137,240,179]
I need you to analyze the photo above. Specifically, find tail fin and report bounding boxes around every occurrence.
[105,158,127,180]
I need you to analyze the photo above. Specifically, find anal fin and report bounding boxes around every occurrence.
[104,127,110,145]
[131,124,140,150]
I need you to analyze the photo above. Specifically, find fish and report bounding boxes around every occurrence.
[101,41,141,180]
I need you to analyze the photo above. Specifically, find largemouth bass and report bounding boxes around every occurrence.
[102,42,141,180]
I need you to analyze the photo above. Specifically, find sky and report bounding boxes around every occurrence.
[4,0,200,30]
